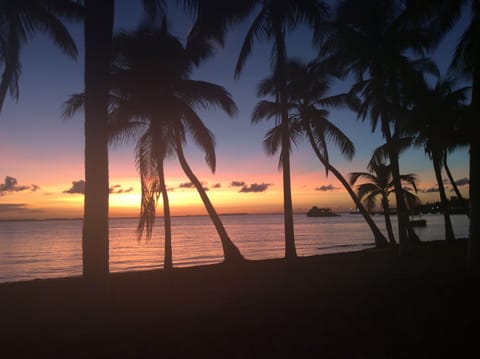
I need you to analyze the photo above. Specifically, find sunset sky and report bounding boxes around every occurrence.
[0,1,471,220]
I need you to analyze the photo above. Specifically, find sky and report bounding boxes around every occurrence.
[0,1,471,220]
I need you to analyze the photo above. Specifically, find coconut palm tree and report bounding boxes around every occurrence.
[82,0,114,287]
[235,0,329,259]
[0,0,82,114]
[350,161,420,245]
[324,0,438,254]
[66,20,244,267]
[254,58,389,248]
[406,0,479,264]
[406,76,470,242]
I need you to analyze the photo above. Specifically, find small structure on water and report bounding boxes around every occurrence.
[306,206,339,217]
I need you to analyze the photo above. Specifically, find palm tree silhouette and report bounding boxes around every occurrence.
[325,0,437,254]
[407,77,470,242]
[255,58,389,248]
[408,0,479,263]
[0,0,81,114]
[235,0,329,259]
[67,19,244,268]
[350,161,420,245]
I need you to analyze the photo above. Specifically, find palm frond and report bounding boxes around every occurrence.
[234,8,268,78]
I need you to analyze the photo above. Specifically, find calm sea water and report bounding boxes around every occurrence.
[0,213,469,283]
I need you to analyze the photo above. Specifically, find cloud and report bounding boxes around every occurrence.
[0,176,36,196]
[179,182,195,189]
[212,183,221,189]
[455,177,469,187]
[239,183,271,193]
[109,184,134,194]
[63,181,134,195]
[231,181,245,187]
[31,184,40,192]
[0,203,43,216]
[63,180,85,194]
[421,187,439,193]
[315,184,339,192]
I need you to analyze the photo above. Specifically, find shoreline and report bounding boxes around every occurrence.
[1,239,478,356]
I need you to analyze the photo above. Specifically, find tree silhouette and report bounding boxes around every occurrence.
[350,161,420,245]
[255,58,389,248]
[325,0,438,254]
[407,76,470,241]
[235,0,329,259]
[0,0,81,114]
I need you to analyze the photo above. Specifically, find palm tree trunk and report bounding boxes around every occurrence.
[306,128,389,248]
[382,197,396,245]
[82,0,114,288]
[175,139,244,263]
[468,64,480,266]
[432,153,455,242]
[158,159,172,270]
[384,122,409,254]
[274,21,296,259]
[444,152,469,218]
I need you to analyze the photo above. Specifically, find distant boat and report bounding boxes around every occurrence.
[306,206,339,217]
[410,219,427,227]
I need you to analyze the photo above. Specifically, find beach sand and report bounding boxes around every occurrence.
[1,239,478,357]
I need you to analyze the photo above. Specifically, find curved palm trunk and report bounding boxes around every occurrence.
[381,197,396,245]
[82,0,114,288]
[274,21,296,259]
[306,128,389,248]
[175,139,244,263]
[432,153,456,242]
[444,152,469,218]
[158,159,172,270]
[384,122,410,254]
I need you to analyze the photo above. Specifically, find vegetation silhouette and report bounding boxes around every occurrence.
[0,0,82,114]
[407,76,471,242]
[255,58,389,248]
[324,0,440,254]
[235,0,330,259]
[65,18,245,268]
[350,160,420,245]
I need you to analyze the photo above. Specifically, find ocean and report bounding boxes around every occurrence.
[0,213,469,283]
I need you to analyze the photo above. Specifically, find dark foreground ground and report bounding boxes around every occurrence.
[1,239,479,357]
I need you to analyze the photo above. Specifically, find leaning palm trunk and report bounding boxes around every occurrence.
[175,139,244,263]
[432,153,456,242]
[306,128,389,248]
[444,153,469,218]
[157,159,172,270]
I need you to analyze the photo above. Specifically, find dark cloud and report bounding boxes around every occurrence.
[0,176,34,196]
[455,177,469,187]
[0,203,42,215]
[63,180,85,194]
[179,182,195,189]
[231,181,245,187]
[315,184,339,192]
[239,183,271,193]
[31,184,40,192]
[63,181,134,195]
[421,187,439,193]
[109,184,134,194]
[212,183,221,189]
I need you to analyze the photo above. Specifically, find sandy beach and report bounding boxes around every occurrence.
[1,239,478,357]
